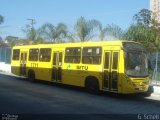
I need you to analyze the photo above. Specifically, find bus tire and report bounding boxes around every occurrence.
[142,85,154,97]
[28,70,35,82]
[85,77,99,94]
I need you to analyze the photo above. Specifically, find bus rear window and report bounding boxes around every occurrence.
[12,49,20,60]
[29,49,39,61]
[39,48,51,62]
[82,47,102,64]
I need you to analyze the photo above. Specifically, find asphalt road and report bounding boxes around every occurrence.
[0,73,160,120]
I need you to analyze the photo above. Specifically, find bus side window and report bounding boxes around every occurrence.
[82,47,102,65]
[104,52,110,69]
[112,52,118,69]
[64,47,81,64]
[12,49,20,60]
[39,48,51,62]
[29,49,39,61]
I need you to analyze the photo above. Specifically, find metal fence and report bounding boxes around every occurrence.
[149,52,160,86]
[151,71,160,86]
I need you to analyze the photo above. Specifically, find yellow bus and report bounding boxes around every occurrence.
[11,41,151,95]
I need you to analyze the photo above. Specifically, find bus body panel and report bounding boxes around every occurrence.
[11,41,150,94]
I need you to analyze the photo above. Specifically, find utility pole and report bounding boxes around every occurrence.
[27,18,36,40]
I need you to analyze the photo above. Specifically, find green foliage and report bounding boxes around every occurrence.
[129,8,160,51]
[0,8,158,48]
[97,22,108,41]
[39,22,68,43]
[106,24,124,40]
[133,9,152,27]
[66,32,76,43]
[104,9,160,52]
[0,15,4,25]
[74,17,101,42]
[99,27,108,41]
[22,24,38,40]
[0,15,4,39]
[5,36,18,47]
[22,24,45,44]
[124,24,160,51]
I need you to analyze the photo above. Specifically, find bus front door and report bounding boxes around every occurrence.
[103,51,119,92]
[20,52,27,76]
[52,52,62,82]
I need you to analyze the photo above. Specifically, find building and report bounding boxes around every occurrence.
[150,0,160,23]
[0,42,11,64]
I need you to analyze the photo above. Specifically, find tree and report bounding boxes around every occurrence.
[66,32,76,43]
[131,8,160,51]
[124,24,159,50]
[99,27,108,41]
[0,37,2,41]
[128,8,160,81]
[39,22,68,43]
[22,24,37,40]
[0,15,4,40]
[103,9,160,51]
[103,24,124,40]
[5,36,19,46]
[133,9,152,27]
[74,17,101,42]
[97,22,108,41]
[0,15,4,25]
[22,24,44,44]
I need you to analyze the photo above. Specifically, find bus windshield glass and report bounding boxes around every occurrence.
[123,42,148,77]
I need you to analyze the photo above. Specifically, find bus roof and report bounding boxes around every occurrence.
[12,40,138,49]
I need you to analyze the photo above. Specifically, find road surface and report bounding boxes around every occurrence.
[0,73,160,120]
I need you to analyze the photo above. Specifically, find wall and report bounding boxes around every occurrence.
[0,62,11,72]
[0,47,11,63]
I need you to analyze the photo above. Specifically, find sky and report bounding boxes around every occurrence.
[0,0,149,39]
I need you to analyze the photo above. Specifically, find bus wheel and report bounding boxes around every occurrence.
[28,70,35,82]
[142,86,154,97]
[85,77,99,94]
[143,92,152,97]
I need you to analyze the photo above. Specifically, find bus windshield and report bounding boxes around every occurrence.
[123,42,148,77]
[124,51,148,77]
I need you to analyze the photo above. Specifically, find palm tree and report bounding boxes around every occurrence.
[39,22,68,43]
[22,24,37,40]
[74,17,101,42]
[22,24,45,44]
[38,23,55,42]
[94,22,108,41]
[105,23,160,51]
[103,24,124,40]
[0,15,4,25]
[99,27,108,41]
[0,15,4,40]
